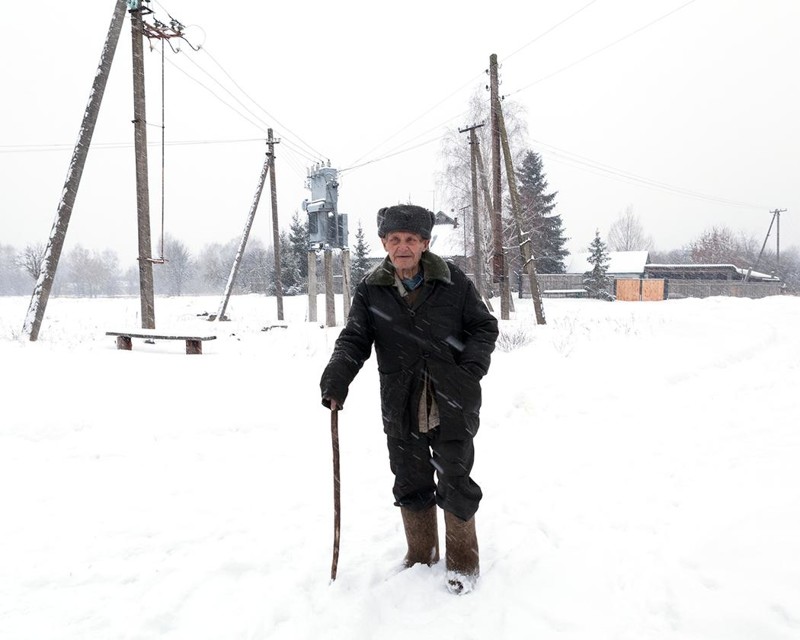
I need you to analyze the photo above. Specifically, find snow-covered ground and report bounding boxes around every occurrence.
[1,292,799,640]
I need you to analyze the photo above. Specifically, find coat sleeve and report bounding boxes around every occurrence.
[458,277,499,379]
[319,282,375,408]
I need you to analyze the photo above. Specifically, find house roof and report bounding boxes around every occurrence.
[644,263,780,282]
[565,251,649,275]
[428,222,465,258]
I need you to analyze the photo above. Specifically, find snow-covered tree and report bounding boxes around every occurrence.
[288,211,310,279]
[64,245,120,297]
[279,230,302,294]
[350,221,372,288]
[154,235,194,296]
[688,226,740,265]
[0,244,28,294]
[515,150,568,274]
[583,230,614,301]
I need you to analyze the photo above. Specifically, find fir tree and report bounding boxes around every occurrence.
[515,150,569,274]
[350,221,372,288]
[279,230,303,294]
[583,230,615,301]
[288,212,310,279]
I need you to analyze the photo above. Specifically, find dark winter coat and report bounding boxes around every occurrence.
[320,251,498,441]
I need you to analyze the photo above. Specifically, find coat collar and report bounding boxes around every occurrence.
[365,251,452,286]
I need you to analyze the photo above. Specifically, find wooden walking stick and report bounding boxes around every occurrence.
[330,407,341,582]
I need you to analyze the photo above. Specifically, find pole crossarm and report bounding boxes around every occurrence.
[132,1,199,51]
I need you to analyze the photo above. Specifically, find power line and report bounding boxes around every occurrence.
[347,2,601,170]
[507,0,699,97]
[0,138,266,154]
[341,135,445,174]
[160,52,272,135]
[158,50,320,172]
[501,0,601,61]
[199,47,327,162]
[145,1,329,164]
[533,138,769,209]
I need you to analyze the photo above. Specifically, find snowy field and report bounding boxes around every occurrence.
[1,292,799,640]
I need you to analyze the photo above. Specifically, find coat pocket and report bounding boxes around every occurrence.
[379,369,413,431]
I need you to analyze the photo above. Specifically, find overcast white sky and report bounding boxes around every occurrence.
[2,0,798,266]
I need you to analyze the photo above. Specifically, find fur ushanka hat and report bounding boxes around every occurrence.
[376,204,435,240]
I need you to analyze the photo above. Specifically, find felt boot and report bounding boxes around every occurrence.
[400,505,440,567]
[444,510,479,594]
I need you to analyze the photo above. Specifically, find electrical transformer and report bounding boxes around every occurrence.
[303,164,348,249]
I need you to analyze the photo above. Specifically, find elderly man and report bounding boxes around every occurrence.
[320,204,498,594]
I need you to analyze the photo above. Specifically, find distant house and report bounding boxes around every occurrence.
[564,251,650,278]
[525,251,650,298]
[524,251,782,300]
[642,263,781,299]
[643,263,779,282]
[428,217,465,263]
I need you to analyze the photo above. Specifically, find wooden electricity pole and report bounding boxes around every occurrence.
[308,251,318,322]
[215,144,271,321]
[744,208,787,284]
[130,2,156,328]
[23,0,128,341]
[496,102,546,324]
[489,54,510,320]
[324,249,335,327]
[267,129,284,321]
[458,123,487,304]
[776,208,784,278]
[341,250,352,320]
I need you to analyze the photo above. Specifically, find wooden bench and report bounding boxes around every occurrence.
[106,331,217,355]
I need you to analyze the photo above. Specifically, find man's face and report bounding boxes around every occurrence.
[381,231,429,272]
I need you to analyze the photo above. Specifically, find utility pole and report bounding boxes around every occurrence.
[489,54,510,319]
[776,208,783,277]
[459,123,486,303]
[23,0,128,341]
[341,249,351,320]
[215,143,271,321]
[130,0,156,328]
[325,249,335,327]
[267,129,284,321]
[472,138,496,312]
[308,251,318,323]
[496,101,546,324]
[744,208,786,283]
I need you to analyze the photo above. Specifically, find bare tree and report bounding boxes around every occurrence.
[1,244,29,294]
[153,235,195,296]
[439,88,529,287]
[16,243,47,281]
[239,238,271,294]
[607,206,653,251]
[64,245,118,297]
[688,226,742,265]
[199,241,234,290]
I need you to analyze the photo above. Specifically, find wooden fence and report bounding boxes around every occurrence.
[665,280,782,299]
